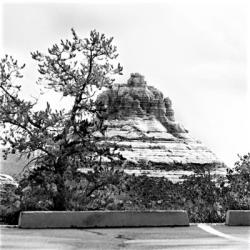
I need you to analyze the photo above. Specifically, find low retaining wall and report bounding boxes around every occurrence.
[226,210,250,226]
[18,210,189,229]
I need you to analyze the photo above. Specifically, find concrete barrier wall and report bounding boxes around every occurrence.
[226,210,250,226]
[18,210,189,228]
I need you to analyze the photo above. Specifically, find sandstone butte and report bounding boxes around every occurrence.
[94,73,225,182]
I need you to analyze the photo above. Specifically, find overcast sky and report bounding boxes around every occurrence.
[1,0,249,167]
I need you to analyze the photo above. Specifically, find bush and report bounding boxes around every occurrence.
[220,154,250,210]
[121,172,225,223]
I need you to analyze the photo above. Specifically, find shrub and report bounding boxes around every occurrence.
[122,171,225,223]
[220,154,250,210]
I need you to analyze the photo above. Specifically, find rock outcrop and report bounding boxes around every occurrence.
[97,73,187,134]
[96,73,224,181]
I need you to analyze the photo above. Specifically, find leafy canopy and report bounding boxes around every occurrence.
[0,29,123,165]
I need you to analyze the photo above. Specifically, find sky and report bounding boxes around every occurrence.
[0,0,249,167]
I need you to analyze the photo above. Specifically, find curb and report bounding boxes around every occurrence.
[190,223,225,226]
[18,210,189,229]
[0,225,18,228]
[226,210,250,226]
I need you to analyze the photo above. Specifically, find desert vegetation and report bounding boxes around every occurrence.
[1,154,249,224]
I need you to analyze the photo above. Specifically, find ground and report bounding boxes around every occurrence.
[1,224,249,250]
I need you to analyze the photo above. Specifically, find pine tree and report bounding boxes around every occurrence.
[0,29,123,210]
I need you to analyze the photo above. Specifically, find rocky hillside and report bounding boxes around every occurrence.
[96,73,224,181]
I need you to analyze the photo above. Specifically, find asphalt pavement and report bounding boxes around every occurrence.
[0,224,249,250]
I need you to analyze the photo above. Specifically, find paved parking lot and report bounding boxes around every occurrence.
[1,224,250,249]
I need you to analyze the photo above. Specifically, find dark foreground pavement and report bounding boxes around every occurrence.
[0,224,249,250]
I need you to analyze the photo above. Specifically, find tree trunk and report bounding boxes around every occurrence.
[53,176,66,210]
[53,158,67,210]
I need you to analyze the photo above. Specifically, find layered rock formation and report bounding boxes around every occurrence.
[97,73,187,134]
[96,73,224,181]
